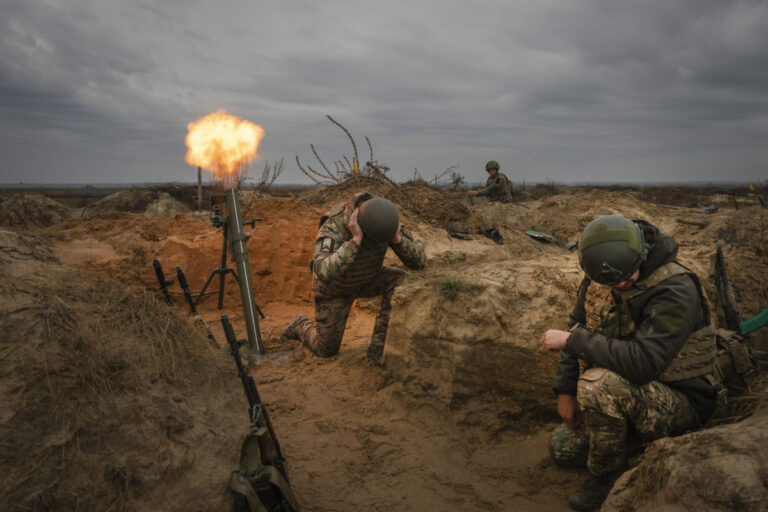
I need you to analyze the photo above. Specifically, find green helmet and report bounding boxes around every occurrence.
[485,160,500,171]
[358,197,399,244]
[578,215,645,285]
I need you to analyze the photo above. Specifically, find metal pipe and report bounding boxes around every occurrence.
[197,166,202,210]
[225,188,265,355]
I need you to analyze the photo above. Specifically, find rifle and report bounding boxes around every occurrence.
[221,315,298,512]
[714,241,768,335]
[713,241,742,334]
[175,266,198,315]
[152,259,174,305]
[712,241,759,392]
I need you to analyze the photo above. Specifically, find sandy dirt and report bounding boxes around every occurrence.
[1,184,766,511]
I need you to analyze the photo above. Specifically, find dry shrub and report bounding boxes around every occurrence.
[300,179,472,226]
[0,261,220,511]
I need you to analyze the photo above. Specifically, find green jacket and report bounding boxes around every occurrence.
[312,197,426,297]
[553,221,717,420]
[477,172,513,202]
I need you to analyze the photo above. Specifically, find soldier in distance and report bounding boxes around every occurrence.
[467,160,514,203]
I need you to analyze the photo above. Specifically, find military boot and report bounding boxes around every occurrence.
[282,314,308,340]
[569,470,622,512]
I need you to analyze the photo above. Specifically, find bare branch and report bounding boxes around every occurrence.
[268,158,285,187]
[309,164,341,184]
[260,161,270,185]
[365,136,373,164]
[295,155,322,185]
[311,144,334,179]
[327,114,359,172]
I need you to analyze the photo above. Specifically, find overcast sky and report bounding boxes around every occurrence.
[1,0,767,185]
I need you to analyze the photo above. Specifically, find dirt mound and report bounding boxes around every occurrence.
[0,229,245,511]
[91,189,190,217]
[143,192,191,217]
[386,258,578,437]
[0,194,73,229]
[299,179,473,227]
[605,383,768,511]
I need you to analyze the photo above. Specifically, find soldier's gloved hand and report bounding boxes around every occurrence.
[557,394,583,429]
[349,208,364,246]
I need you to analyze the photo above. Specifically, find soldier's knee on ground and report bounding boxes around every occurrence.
[550,423,589,468]
[311,341,341,358]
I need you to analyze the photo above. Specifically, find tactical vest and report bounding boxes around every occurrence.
[583,261,716,383]
[485,173,514,202]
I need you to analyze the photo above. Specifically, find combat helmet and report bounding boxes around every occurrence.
[578,215,646,285]
[358,197,399,244]
[485,160,500,171]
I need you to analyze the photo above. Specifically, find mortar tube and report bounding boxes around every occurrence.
[225,188,265,355]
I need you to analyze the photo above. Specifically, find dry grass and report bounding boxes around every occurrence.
[0,267,218,511]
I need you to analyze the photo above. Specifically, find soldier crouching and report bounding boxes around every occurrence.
[541,214,718,511]
[283,192,427,364]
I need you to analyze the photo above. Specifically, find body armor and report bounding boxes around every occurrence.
[583,262,716,382]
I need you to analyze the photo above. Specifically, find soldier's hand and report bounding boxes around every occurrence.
[390,223,403,245]
[349,208,364,246]
[541,329,570,352]
[557,394,583,429]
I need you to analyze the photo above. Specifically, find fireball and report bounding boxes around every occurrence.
[185,110,264,188]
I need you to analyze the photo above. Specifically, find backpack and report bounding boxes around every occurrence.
[713,328,758,397]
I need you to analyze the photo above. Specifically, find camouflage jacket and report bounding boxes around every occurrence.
[312,197,427,297]
[553,221,717,420]
[477,172,513,202]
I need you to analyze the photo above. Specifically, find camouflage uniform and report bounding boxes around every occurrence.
[477,171,514,202]
[287,192,426,360]
[550,221,717,475]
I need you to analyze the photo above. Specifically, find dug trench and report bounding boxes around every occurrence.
[1,183,767,511]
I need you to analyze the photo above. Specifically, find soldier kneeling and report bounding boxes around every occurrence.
[541,214,718,511]
[283,192,426,364]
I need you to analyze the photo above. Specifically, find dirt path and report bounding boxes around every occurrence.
[252,309,583,512]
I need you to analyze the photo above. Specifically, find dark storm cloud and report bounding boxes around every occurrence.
[1,0,767,184]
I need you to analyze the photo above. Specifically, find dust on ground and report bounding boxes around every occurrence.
[1,183,767,511]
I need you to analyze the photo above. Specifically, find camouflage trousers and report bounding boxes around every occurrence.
[550,367,700,475]
[292,266,406,358]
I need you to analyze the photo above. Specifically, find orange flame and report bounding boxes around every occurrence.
[185,110,264,188]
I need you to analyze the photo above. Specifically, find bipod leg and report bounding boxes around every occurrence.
[217,268,227,309]
[217,222,230,310]
[194,269,220,309]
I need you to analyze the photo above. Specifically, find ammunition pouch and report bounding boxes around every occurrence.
[657,325,717,383]
[713,328,758,396]
[231,424,299,512]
